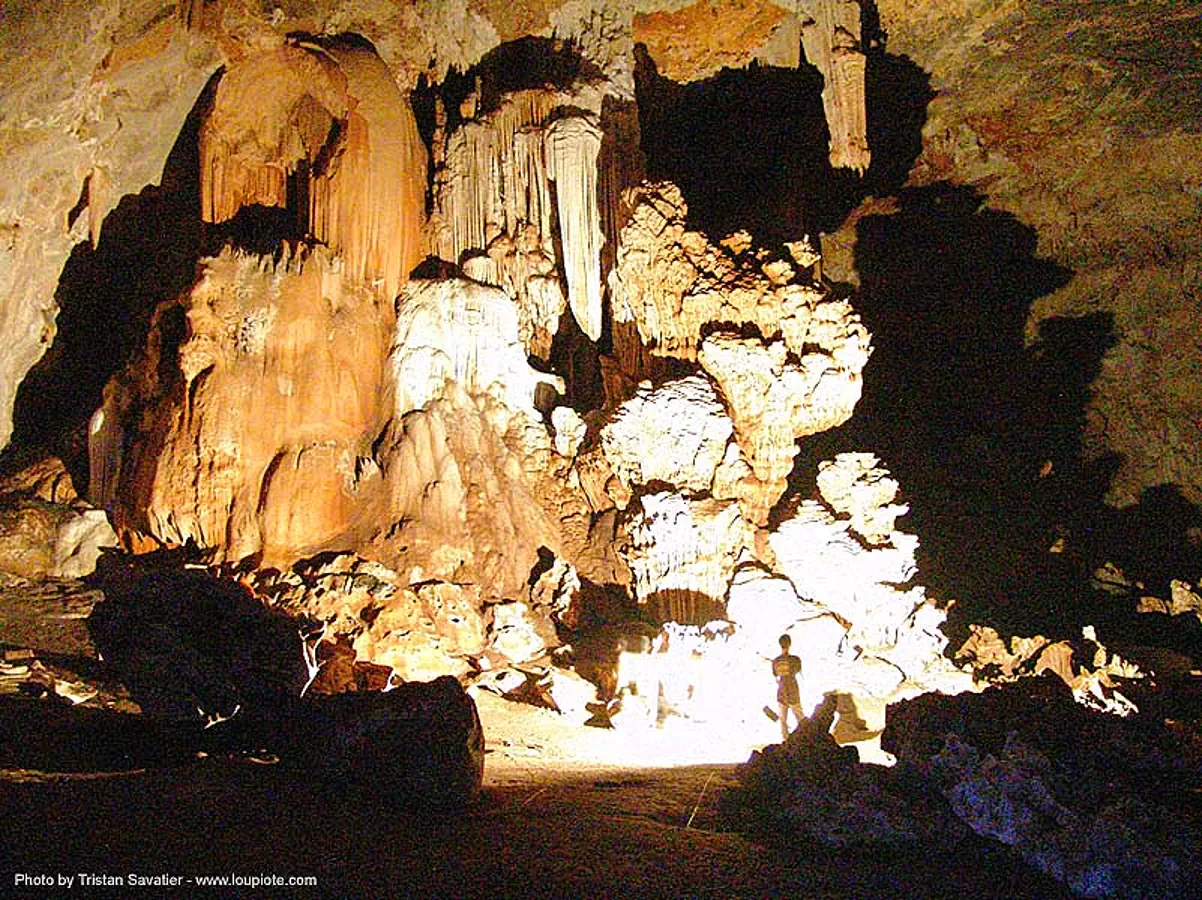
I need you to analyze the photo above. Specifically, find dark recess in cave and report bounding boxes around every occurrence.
[632,37,932,245]
[795,182,1099,641]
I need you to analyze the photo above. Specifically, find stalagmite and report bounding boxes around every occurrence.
[107,245,394,566]
[606,181,869,523]
[545,114,605,341]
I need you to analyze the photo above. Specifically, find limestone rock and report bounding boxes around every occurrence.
[607,182,870,523]
[765,496,970,705]
[1168,579,1202,622]
[392,278,562,417]
[299,675,484,809]
[699,334,858,524]
[200,39,426,302]
[622,492,747,624]
[0,497,117,579]
[106,245,393,566]
[253,555,486,684]
[529,554,582,630]
[633,0,797,83]
[0,456,78,505]
[600,375,734,496]
[489,600,559,665]
[545,114,605,341]
[431,87,608,350]
[0,4,219,451]
[550,406,586,459]
[815,453,909,544]
[800,0,871,173]
[725,564,842,651]
[610,182,870,369]
[955,624,1143,717]
[88,564,309,722]
[545,665,600,723]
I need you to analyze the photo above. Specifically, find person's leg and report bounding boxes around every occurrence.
[778,701,791,741]
[790,703,804,734]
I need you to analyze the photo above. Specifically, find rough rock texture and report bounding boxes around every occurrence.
[766,494,971,707]
[0,2,220,450]
[103,245,394,566]
[600,375,735,498]
[607,182,870,524]
[857,0,1202,509]
[0,457,79,506]
[887,681,1202,899]
[730,679,1202,897]
[88,563,311,721]
[622,492,748,624]
[298,675,484,809]
[699,332,866,524]
[392,278,563,417]
[0,497,118,579]
[633,0,796,83]
[250,551,564,684]
[955,624,1143,718]
[611,182,865,368]
[815,452,909,545]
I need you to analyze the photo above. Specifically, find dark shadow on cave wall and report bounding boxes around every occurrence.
[633,37,933,244]
[0,74,219,492]
[0,67,315,494]
[794,183,1099,639]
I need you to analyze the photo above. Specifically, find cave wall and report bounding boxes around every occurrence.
[862,0,1202,511]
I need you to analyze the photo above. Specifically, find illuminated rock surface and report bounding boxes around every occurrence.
[1,3,1201,896]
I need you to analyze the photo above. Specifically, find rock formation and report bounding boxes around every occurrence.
[799,0,871,173]
[199,38,426,307]
[102,244,395,567]
[606,182,871,524]
[0,496,117,580]
[430,87,609,351]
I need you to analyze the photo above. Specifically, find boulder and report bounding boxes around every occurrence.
[297,675,484,809]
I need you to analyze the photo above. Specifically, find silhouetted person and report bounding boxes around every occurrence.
[772,633,803,741]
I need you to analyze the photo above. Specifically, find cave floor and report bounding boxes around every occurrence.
[0,687,1074,898]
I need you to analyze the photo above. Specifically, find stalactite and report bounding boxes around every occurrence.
[307,43,427,302]
[435,88,562,269]
[198,42,425,301]
[545,115,605,341]
[198,46,347,226]
[433,87,604,355]
[800,0,871,173]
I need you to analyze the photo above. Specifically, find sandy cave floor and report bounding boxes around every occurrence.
[0,576,1075,897]
[0,685,1077,899]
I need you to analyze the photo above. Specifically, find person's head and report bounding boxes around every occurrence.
[778,634,791,651]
